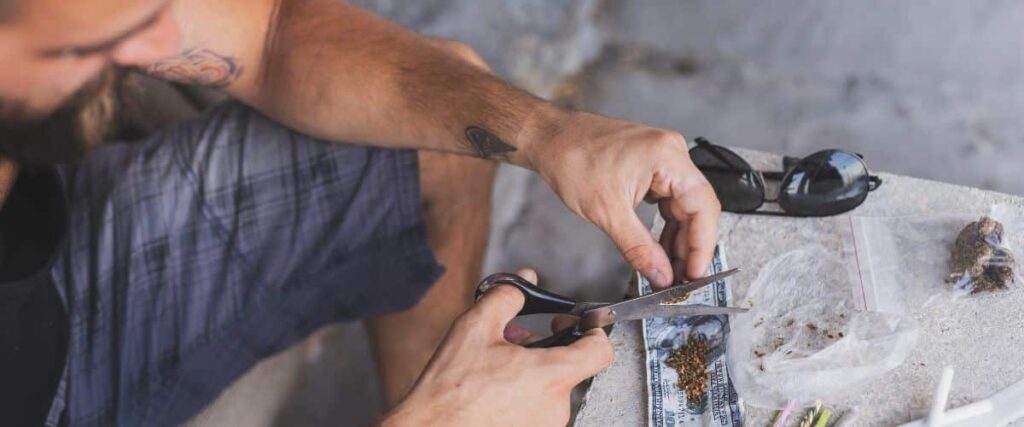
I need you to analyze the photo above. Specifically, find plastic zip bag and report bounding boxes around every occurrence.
[946,212,1017,295]
[726,245,919,408]
[850,204,1022,311]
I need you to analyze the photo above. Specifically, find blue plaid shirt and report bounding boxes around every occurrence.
[47,102,443,426]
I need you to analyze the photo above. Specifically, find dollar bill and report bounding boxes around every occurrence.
[642,245,744,427]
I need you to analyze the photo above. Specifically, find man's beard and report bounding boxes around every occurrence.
[0,67,129,168]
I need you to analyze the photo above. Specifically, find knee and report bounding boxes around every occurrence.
[430,38,492,72]
[418,151,497,212]
[418,151,496,253]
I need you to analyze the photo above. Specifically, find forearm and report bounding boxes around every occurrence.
[156,0,719,289]
[235,0,564,168]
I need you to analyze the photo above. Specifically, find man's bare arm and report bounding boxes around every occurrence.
[157,0,720,291]
[155,0,556,168]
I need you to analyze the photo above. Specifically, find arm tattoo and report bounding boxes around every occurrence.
[465,126,516,159]
[146,48,244,88]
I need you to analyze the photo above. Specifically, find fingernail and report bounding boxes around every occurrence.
[503,323,531,341]
[647,269,669,288]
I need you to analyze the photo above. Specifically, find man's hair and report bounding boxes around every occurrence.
[0,67,128,168]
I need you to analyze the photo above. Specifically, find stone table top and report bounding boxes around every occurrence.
[574,148,1024,427]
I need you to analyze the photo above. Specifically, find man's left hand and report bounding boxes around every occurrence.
[526,110,721,289]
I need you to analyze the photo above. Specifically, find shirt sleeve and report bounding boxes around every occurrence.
[54,101,442,426]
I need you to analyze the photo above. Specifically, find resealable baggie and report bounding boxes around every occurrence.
[848,204,1022,310]
[726,245,919,408]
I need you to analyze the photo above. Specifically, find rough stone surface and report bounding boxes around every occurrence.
[574,148,1024,426]
[188,2,1024,426]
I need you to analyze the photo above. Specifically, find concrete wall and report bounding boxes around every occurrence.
[353,0,1024,300]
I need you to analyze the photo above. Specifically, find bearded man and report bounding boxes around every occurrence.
[0,1,720,425]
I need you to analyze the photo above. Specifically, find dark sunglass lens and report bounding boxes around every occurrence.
[690,144,764,212]
[778,151,870,216]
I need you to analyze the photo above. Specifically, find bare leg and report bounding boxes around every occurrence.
[366,150,497,408]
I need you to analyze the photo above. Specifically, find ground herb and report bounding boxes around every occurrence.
[947,216,1016,293]
[662,292,691,305]
[666,337,709,404]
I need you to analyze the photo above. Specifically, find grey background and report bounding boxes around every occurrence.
[188,1,1024,425]
[351,0,1024,302]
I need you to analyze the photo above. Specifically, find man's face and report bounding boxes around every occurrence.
[0,0,180,166]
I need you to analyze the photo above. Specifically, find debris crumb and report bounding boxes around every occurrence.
[773,337,785,349]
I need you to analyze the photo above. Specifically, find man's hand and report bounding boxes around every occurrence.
[527,111,721,289]
[380,271,614,427]
[160,0,719,289]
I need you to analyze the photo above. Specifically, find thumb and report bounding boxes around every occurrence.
[473,283,526,339]
[602,205,673,289]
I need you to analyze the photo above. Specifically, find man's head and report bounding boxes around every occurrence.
[0,0,180,166]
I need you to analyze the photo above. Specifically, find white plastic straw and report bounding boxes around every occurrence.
[941,400,993,424]
[927,367,955,427]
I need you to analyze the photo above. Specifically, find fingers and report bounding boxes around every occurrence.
[657,201,681,266]
[508,316,578,346]
[503,321,534,344]
[684,204,719,278]
[657,202,680,260]
[515,268,538,284]
[662,176,720,280]
[499,269,542,344]
[473,284,526,339]
[550,315,578,333]
[546,328,615,382]
[603,204,673,289]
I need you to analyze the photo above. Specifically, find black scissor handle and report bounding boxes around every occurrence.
[475,273,577,316]
[525,326,585,348]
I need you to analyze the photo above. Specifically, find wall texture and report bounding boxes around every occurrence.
[353,0,1024,301]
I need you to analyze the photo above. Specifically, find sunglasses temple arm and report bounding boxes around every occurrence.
[694,137,748,173]
[869,175,883,191]
[782,156,801,171]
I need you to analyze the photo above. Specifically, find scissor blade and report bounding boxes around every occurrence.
[578,304,747,330]
[575,269,742,330]
[619,268,739,310]
[611,305,747,323]
[667,268,740,299]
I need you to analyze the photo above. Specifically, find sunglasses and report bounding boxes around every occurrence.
[690,137,882,217]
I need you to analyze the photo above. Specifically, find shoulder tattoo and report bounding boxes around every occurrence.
[146,48,244,88]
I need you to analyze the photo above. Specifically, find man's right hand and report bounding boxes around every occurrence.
[379,270,615,427]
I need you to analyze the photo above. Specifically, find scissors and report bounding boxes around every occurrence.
[475,268,747,348]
